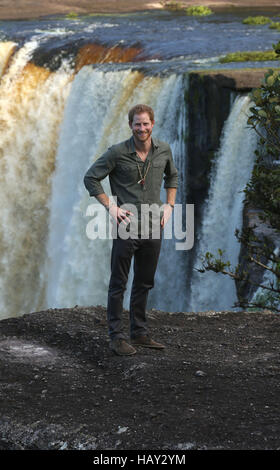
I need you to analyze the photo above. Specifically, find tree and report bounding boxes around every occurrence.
[198,41,280,312]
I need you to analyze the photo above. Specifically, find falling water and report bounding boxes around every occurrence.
[0,39,262,319]
[0,41,16,77]
[0,41,73,319]
[189,94,258,312]
[46,67,188,312]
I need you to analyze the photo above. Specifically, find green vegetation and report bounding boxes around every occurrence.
[242,15,280,31]
[243,16,272,25]
[185,6,213,16]
[163,2,213,15]
[269,21,280,31]
[220,50,278,63]
[65,12,79,19]
[199,42,280,313]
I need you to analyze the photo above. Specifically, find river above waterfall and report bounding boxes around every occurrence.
[0,9,280,71]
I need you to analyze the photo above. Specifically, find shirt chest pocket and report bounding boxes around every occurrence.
[115,162,139,183]
[152,159,166,185]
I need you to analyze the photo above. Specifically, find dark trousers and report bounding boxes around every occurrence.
[107,235,162,340]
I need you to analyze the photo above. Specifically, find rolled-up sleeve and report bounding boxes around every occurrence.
[163,146,178,189]
[84,147,116,197]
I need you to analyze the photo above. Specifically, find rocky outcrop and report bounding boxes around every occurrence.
[31,43,143,72]
[187,68,271,213]
[236,204,280,302]
[187,68,279,302]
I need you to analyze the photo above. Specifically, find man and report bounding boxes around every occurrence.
[84,104,178,356]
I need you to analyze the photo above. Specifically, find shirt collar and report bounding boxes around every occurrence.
[128,135,159,154]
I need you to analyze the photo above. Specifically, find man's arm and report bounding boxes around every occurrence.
[84,147,115,197]
[161,187,177,228]
[84,150,132,224]
[166,187,177,207]
[94,193,111,210]
[163,146,178,190]
[161,146,178,227]
[95,193,132,225]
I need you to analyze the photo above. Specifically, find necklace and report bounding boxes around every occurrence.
[136,161,151,187]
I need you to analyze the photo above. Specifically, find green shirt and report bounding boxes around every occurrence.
[84,136,178,209]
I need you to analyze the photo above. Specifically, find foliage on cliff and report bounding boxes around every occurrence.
[199,41,280,313]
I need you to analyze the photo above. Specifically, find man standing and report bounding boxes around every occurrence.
[84,104,178,355]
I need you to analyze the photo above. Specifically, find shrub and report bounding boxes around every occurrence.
[269,21,280,30]
[185,6,213,16]
[220,50,278,63]
[243,16,272,25]
[163,3,213,15]
[65,12,79,19]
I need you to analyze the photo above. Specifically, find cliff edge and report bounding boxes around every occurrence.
[0,305,279,450]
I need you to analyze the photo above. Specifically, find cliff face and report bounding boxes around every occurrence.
[187,68,271,214]
[187,68,279,303]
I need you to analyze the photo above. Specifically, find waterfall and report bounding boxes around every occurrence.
[0,41,73,319]
[0,40,261,319]
[148,75,188,312]
[189,94,258,312]
[0,41,17,77]
[46,67,188,312]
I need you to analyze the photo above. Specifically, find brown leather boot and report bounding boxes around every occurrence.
[131,336,165,349]
[109,338,137,356]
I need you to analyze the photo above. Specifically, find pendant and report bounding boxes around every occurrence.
[137,178,145,185]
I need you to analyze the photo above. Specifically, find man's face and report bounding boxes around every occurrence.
[129,112,155,144]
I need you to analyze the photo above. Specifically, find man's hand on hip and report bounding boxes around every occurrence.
[109,205,134,225]
[160,203,173,228]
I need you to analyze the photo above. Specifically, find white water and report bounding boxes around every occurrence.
[0,41,16,77]
[189,94,258,312]
[148,75,188,312]
[46,67,188,312]
[0,41,73,319]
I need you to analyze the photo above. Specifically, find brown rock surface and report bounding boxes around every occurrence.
[1,1,280,20]
[0,1,161,20]
[193,68,278,91]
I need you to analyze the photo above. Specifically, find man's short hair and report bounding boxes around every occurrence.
[128,104,155,125]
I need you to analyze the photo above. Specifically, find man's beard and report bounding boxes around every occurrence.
[133,129,152,143]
